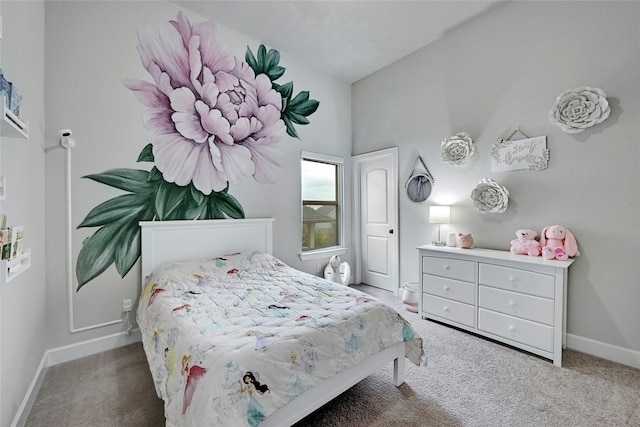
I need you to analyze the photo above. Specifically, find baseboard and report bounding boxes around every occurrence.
[567,333,640,370]
[10,352,48,427]
[45,329,142,366]
[10,329,142,427]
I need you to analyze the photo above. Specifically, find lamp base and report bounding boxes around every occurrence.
[432,240,446,246]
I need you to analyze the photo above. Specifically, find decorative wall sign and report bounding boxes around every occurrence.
[405,155,435,203]
[441,132,475,166]
[549,86,610,134]
[470,178,509,214]
[491,129,549,172]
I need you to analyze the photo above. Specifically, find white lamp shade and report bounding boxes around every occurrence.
[429,206,450,224]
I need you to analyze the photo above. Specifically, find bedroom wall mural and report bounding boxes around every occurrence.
[75,12,319,289]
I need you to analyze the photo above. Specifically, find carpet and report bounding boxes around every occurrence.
[26,285,640,426]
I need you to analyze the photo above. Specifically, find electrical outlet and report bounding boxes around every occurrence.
[122,298,132,312]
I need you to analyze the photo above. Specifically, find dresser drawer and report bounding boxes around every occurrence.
[423,275,475,305]
[478,308,553,352]
[422,256,475,283]
[479,286,554,325]
[423,294,475,328]
[479,263,554,298]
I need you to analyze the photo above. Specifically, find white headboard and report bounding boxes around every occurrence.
[139,218,274,279]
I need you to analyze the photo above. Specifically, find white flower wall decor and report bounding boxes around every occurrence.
[470,178,510,214]
[549,86,610,134]
[441,132,475,166]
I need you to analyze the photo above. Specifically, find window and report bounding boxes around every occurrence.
[301,152,344,257]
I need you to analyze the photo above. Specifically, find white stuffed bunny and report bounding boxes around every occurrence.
[324,255,351,285]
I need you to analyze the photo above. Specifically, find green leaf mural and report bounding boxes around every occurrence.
[77,12,317,289]
[76,166,245,290]
[245,44,286,82]
[247,45,320,139]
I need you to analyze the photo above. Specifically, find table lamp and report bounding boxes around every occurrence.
[429,205,450,246]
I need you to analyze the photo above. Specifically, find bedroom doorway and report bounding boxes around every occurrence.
[353,147,398,294]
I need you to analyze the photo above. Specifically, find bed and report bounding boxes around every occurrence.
[138,218,426,427]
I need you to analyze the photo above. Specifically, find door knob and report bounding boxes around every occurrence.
[389,229,394,234]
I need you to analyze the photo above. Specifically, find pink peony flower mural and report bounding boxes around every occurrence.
[76,12,319,289]
[123,12,287,194]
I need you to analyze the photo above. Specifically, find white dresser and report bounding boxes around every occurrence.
[418,245,574,366]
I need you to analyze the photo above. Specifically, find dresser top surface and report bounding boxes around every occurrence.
[417,244,575,269]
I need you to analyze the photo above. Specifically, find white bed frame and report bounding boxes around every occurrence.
[139,218,406,426]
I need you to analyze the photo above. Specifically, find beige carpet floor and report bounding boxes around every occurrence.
[25,285,640,426]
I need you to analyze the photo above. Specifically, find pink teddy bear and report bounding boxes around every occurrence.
[539,225,580,261]
[510,229,541,257]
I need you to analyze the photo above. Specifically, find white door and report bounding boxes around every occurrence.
[353,148,398,293]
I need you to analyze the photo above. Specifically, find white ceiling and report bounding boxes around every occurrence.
[173,1,502,83]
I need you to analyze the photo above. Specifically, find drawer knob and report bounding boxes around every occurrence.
[443,285,450,291]
[508,325,516,332]
[508,300,516,307]
[509,276,516,282]
[443,306,449,312]
[443,265,450,270]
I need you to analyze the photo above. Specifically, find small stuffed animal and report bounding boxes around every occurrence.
[510,229,541,257]
[539,225,580,261]
[328,255,344,284]
[324,255,351,285]
[457,233,474,249]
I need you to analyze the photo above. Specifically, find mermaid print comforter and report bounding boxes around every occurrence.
[137,252,425,426]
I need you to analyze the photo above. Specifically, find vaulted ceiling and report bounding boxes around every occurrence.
[174,1,502,83]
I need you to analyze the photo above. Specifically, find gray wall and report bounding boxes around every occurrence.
[0,1,46,426]
[352,1,640,358]
[44,0,352,350]
[4,0,639,424]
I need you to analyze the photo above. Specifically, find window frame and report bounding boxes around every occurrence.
[299,151,346,261]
